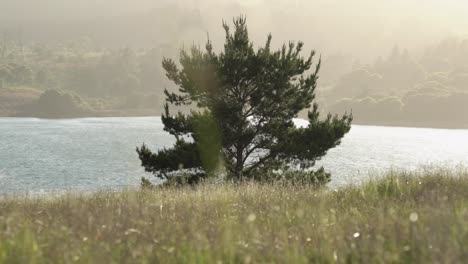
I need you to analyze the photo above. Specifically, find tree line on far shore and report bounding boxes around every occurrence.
[2,15,468,126]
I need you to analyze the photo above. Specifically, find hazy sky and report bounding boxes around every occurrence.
[2,0,468,23]
[1,0,468,60]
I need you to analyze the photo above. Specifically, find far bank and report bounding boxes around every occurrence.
[2,87,468,129]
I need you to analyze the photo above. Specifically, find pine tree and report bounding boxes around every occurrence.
[137,17,352,185]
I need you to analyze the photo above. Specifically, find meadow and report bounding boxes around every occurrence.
[0,169,467,263]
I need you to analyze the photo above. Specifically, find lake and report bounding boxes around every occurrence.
[1,117,468,195]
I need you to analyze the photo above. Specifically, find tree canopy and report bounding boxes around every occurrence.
[137,17,352,184]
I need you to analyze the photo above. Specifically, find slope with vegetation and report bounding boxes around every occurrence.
[2,14,468,127]
[2,4,468,126]
[15,90,94,118]
[0,38,166,118]
[325,41,468,128]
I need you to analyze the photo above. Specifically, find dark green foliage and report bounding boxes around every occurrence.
[138,16,353,184]
[17,89,93,118]
[138,141,202,179]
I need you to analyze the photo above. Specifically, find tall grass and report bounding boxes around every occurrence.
[0,170,467,263]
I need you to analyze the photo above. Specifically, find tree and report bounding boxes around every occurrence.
[137,17,352,185]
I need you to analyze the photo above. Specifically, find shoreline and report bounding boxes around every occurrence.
[2,113,468,130]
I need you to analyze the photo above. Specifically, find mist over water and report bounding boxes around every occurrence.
[1,117,467,195]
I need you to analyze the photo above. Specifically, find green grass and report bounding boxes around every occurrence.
[0,170,467,263]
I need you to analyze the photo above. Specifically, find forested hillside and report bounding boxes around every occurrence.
[324,39,468,127]
[1,1,468,126]
[0,41,167,117]
[2,35,468,126]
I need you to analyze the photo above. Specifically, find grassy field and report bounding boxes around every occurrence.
[0,170,467,263]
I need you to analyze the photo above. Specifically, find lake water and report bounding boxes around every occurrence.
[1,117,468,195]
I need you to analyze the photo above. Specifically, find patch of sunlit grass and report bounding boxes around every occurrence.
[0,169,467,263]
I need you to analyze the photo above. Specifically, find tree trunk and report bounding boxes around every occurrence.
[234,143,244,180]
